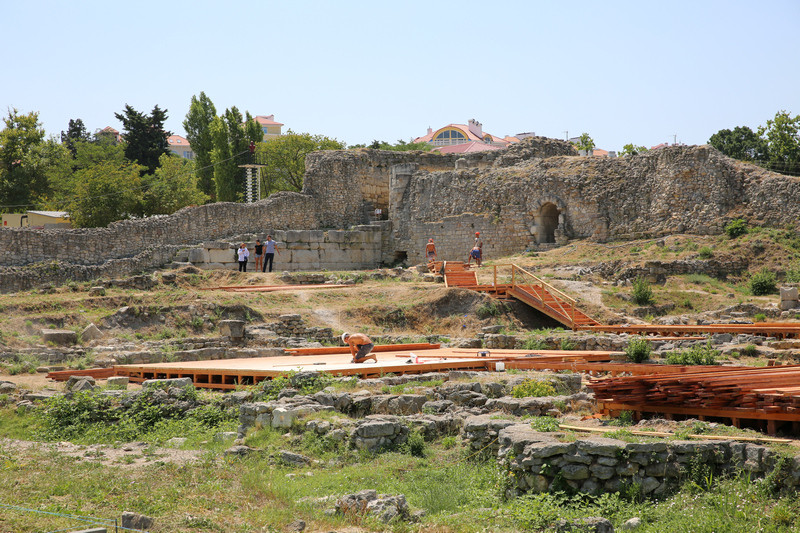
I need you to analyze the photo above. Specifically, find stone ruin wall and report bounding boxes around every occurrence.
[1,136,799,291]
[0,192,318,268]
[389,144,800,264]
[302,149,510,229]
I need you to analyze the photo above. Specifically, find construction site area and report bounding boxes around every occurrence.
[3,140,800,531]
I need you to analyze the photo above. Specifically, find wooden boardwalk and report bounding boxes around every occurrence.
[106,345,624,390]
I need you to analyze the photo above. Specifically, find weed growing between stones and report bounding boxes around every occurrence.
[521,335,549,350]
[34,387,237,444]
[725,219,748,239]
[511,379,557,398]
[665,342,719,365]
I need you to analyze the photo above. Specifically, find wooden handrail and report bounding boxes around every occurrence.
[510,264,577,305]
[510,264,580,328]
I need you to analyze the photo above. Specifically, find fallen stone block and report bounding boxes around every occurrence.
[42,329,78,346]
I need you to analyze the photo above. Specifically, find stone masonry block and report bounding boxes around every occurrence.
[291,249,321,264]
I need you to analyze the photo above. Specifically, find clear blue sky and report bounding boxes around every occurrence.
[3,0,798,152]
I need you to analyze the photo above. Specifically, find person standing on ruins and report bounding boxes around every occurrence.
[468,232,483,266]
[425,238,437,262]
[237,243,249,272]
[262,235,280,273]
[341,332,377,363]
[254,239,264,273]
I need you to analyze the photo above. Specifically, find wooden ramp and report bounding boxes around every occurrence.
[438,262,599,330]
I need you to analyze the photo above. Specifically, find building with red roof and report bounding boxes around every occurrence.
[413,119,519,150]
[255,115,284,140]
[167,135,193,159]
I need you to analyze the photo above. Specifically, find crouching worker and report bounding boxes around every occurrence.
[342,332,377,363]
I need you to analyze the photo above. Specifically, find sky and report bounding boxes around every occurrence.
[2,0,799,152]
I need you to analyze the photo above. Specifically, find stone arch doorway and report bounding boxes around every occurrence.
[537,202,560,243]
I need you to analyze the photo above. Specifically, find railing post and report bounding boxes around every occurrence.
[493,265,497,288]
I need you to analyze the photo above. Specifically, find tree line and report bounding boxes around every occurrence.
[707,110,800,176]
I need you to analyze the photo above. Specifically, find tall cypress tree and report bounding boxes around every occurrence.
[183,92,217,200]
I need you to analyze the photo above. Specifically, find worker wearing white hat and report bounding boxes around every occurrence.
[341,332,377,364]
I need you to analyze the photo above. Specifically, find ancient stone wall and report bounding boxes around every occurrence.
[390,145,800,263]
[180,226,383,272]
[0,192,318,268]
[465,416,796,498]
[2,136,799,290]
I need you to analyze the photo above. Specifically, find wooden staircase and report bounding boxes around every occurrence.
[435,261,599,330]
[507,283,599,330]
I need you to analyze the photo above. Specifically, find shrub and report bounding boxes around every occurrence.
[697,246,714,259]
[403,429,426,457]
[476,301,502,319]
[725,219,747,239]
[665,342,719,366]
[786,262,800,283]
[753,313,767,323]
[750,268,777,295]
[441,436,458,449]
[741,344,758,357]
[625,337,651,363]
[631,277,654,305]
[512,379,557,398]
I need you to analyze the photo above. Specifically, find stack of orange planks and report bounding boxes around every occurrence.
[589,365,800,414]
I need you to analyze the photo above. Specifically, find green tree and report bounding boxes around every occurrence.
[60,161,144,227]
[114,104,171,174]
[210,108,261,202]
[141,154,208,215]
[59,118,92,158]
[257,130,345,194]
[182,92,217,200]
[759,110,800,175]
[619,143,648,157]
[574,133,596,155]
[354,139,432,151]
[708,126,767,161]
[0,109,47,210]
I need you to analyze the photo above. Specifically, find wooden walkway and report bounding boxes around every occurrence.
[83,345,625,390]
[431,261,800,339]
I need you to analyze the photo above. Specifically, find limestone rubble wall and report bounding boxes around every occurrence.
[464,416,800,498]
[390,145,800,263]
[0,191,318,268]
[2,137,799,290]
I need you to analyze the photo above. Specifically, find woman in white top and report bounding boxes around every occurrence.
[237,243,249,272]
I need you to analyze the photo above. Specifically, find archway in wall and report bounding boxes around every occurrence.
[539,203,559,243]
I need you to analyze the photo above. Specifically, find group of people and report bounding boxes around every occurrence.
[236,235,281,273]
[424,231,484,266]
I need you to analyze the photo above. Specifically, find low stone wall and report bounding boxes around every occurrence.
[610,258,750,283]
[464,415,799,498]
[0,245,182,293]
[179,225,384,272]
